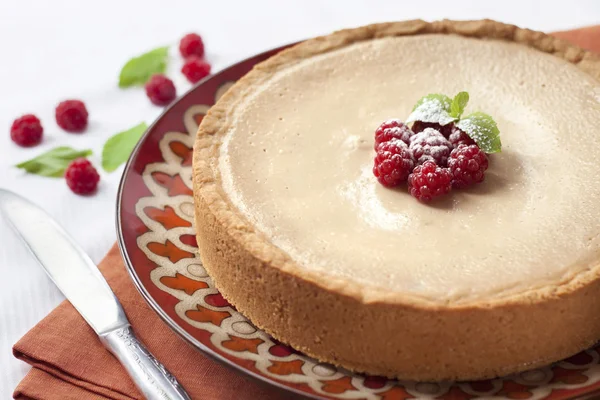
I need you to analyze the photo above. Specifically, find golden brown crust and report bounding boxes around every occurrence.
[192,19,600,380]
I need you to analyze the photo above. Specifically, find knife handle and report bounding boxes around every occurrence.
[100,325,191,400]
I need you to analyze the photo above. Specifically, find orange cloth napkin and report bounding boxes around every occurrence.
[553,25,600,53]
[12,26,600,400]
[13,244,291,400]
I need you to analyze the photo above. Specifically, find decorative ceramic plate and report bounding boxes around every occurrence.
[117,45,600,400]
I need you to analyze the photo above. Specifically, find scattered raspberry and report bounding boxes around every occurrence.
[408,161,452,202]
[373,139,415,187]
[448,145,489,188]
[409,128,453,167]
[181,56,211,83]
[65,158,100,195]
[179,33,205,58]
[448,126,476,148]
[374,119,414,149]
[55,100,88,133]
[145,74,176,106]
[411,121,453,138]
[10,114,43,147]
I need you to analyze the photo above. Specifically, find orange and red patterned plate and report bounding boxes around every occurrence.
[117,45,600,400]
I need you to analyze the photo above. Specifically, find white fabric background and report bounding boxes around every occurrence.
[0,0,598,397]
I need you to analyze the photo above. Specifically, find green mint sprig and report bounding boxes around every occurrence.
[118,46,169,88]
[456,112,501,154]
[408,91,501,153]
[16,147,93,177]
[16,122,148,179]
[449,91,469,119]
[406,94,454,126]
[102,122,148,172]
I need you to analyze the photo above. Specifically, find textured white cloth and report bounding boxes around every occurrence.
[0,0,598,397]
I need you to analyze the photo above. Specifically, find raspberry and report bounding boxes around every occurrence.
[65,158,100,195]
[408,161,452,202]
[181,56,211,83]
[179,33,205,58]
[10,114,43,147]
[448,145,489,189]
[448,126,476,148]
[412,121,453,138]
[409,128,453,167]
[373,139,415,187]
[145,74,176,106]
[374,119,414,149]
[55,100,88,133]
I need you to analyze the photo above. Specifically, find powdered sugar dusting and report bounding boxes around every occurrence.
[409,128,453,166]
[384,137,408,148]
[375,119,414,148]
[406,97,456,125]
[456,112,502,153]
[342,134,365,150]
[388,127,412,145]
[339,166,410,231]
[458,118,492,148]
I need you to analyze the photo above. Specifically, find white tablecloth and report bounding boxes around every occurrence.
[0,0,598,396]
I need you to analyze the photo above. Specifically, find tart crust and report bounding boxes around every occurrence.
[192,19,600,381]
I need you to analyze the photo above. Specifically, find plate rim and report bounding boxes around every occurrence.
[115,43,322,400]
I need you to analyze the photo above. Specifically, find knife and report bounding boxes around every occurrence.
[0,189,191,400]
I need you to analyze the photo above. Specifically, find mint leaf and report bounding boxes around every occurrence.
[102,122,148,172]
[411,94,452,111]
[450,91,469,119]
[406,93,455,125]
[16,147,93,177]
[118,47,169,88]
[456,112,502,153]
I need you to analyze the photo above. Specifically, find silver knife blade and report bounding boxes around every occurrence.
[0,189,191,399]
[0,189,127,335]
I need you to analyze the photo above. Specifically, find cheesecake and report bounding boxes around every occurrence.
[192,20,600,381]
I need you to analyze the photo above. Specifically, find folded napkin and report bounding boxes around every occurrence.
[12,26,600,400]
[13,244,289,400]
[553,25,600,52]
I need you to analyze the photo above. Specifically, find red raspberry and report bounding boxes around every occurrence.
[374,119,414,149]
[179,33,205,58]
[408,161,452,202]
[373,139,415,187]
[10,114,43,147]
[181,56,211,83]
[55,100,88,133]
[412,121,453,138]
[145,74,177,106]
[448,145,489,189]
[448,126,475,148]
[409,128,453,167]
[65,158,100,195]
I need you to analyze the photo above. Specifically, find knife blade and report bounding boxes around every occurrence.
[0,189,191,400]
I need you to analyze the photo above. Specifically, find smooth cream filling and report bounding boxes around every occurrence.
[219,34,600,302]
